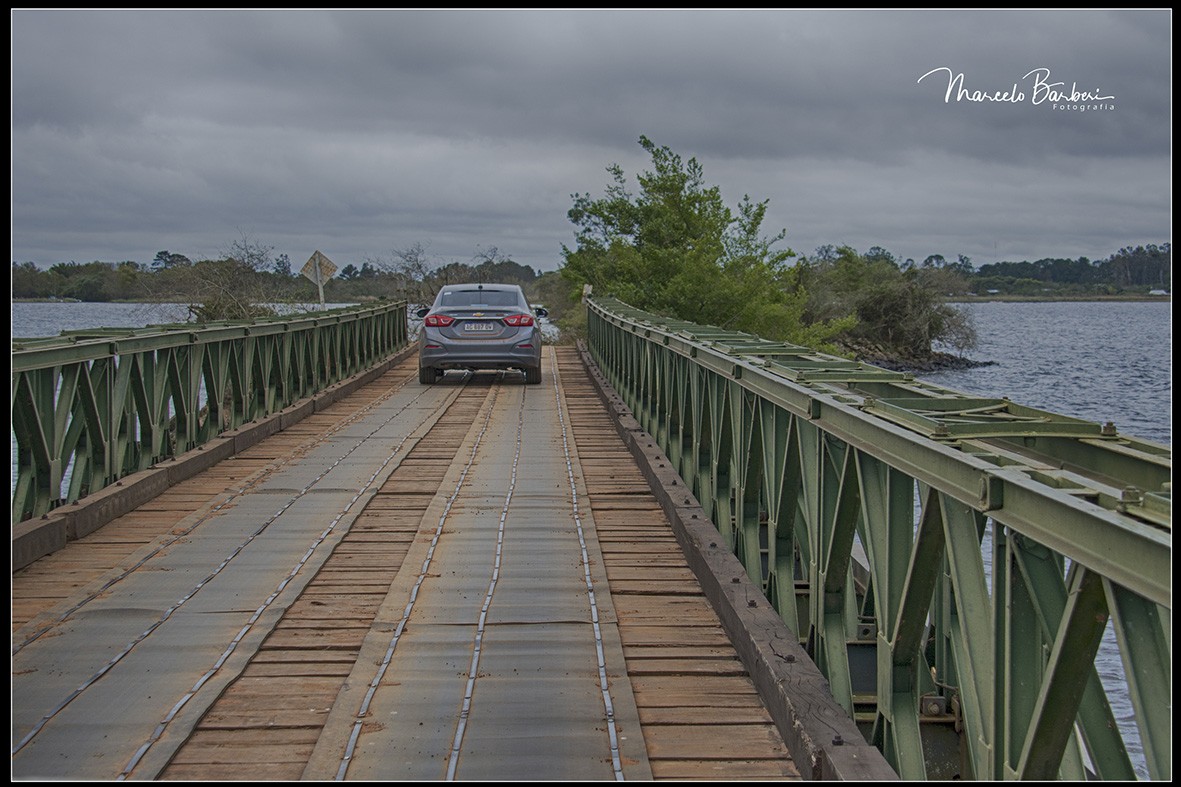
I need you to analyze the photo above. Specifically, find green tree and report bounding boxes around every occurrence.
[152,250,191,271]
[472,247,536,285]
[273,253,293,277]
[561,136,848,347]
[799,246,976,359]
[112,261,146,300]
[47,261,122,302]
[12,262,55,298]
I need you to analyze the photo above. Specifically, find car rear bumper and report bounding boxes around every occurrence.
[419,338,541,371]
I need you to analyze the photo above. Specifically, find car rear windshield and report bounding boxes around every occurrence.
[437,289,521,308]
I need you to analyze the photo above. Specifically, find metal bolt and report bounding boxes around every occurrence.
[731,576,741,583]
[926,701,941,715]
[832,734,843,746]
[709,541,716,548]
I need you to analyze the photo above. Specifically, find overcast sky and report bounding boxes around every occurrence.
[10,9,1172,275]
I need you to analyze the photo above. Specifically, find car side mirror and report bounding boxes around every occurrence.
[534,307,549,318]
[416,307,429,318]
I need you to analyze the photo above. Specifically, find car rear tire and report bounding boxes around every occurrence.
[419,365,438,384]
[524,366,542,385]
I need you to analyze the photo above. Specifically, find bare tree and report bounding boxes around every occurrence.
[224,230,275,272]
[186,230,283,322]
[372,242,452,307]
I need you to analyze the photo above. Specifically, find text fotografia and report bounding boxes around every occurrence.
[918,67,1115,109]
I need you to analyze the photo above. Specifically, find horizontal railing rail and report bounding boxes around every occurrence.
[586,295,1170,781]
[12,302,408,523]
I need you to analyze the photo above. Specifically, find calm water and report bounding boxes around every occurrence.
[10,299,1169,778]
[923,300,1171,445]
[10,301,353,340]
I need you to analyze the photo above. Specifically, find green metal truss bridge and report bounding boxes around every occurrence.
[10,296,1170,780]
[11,302,408,523]
[585,295,1170,781]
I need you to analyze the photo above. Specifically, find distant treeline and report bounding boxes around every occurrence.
[9,199,1170,365]
[968,244,1170,295]
[12,241,1170,319]
[10,243,578,325]
[800,243,1171,296]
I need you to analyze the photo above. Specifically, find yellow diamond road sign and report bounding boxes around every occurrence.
[302,250,337,284]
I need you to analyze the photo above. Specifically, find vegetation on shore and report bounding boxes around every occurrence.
[556,138,1163,366]
[11,140,1170,367]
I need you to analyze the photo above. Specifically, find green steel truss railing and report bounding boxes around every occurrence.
[587,296,1170,781]
[12,302,408,523]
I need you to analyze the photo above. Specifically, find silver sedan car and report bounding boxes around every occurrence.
[416,283,549,384]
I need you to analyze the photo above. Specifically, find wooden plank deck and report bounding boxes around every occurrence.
[13,349,803,781]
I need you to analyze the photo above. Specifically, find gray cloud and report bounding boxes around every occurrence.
[11,9,1171,273]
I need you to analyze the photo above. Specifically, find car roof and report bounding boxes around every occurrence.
[432,284,528,308]
[441,283,522,290]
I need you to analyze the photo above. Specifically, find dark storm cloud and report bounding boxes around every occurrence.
[10,9,1172,273]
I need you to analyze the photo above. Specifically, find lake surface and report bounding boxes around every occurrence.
[922,300,1170,445]
[10,301,355,340]
[10,299,1168,777]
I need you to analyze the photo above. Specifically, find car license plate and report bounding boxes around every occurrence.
[463,321,496,332]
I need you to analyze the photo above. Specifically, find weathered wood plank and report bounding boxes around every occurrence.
[649,758,800,780]
[160,762,305,780]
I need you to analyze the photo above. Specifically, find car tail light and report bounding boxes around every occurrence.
[424,314,455,327]
[503,314,535,327]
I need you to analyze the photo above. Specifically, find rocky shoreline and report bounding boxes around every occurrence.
[837,341,995,373]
